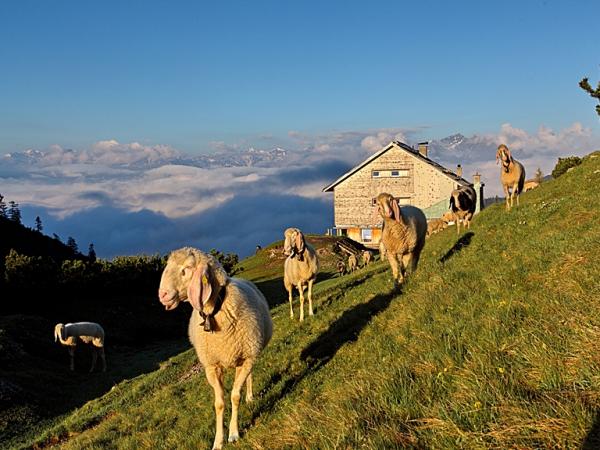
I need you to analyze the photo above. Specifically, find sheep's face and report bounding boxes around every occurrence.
[158,252,198,310]
[375,193,400,222]
[496,145,512,172]
[283,228,305,259]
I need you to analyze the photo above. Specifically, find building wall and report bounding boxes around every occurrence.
[333,145,458,231]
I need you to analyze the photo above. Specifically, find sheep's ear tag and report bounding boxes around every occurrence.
[202,275,208,285]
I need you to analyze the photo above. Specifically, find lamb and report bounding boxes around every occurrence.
[54,322,106,372]
[347,253,358,272]
[362,250,372,266]
[496,144,526,210]
[426,218,447,237]
[283,228,319,321]
[158,247,272,450]
[375,193,427,286]
[336,260,346,277]
[449,184,477,234]
[523,180,539,192]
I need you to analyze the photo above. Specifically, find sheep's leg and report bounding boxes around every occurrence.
[68,346,75,371]
[503,184,510,210]
[307,279,314,317]
[401,253,413,277]
[288,288,294,319]
[90,347,97,373]
[297,283,305,321]
[244,372,253,403]
[205,366,225,450]
[229,361,253,443]
[386,252,401,285]
[99,347,106,372]
[456,215,461,235]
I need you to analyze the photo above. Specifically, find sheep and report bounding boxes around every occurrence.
[523,180,539,192]
[336,260,346,277]
[54,322,106,372]
[362,250,372,267]
[375,193,427,286]
[496,144,526,210]
[449,184,477,235]
[283,228,319,321]
[347,253,358,272]
[426,218,447,237]
[158,247,272,450]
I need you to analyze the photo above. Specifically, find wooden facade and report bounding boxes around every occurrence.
[323,141,481,248]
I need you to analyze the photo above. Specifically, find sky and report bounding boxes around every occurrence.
[1,0,599,258]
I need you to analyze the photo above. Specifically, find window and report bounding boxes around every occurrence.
[397,197,411,205]
[372,171,381,178]
[390,169,410,177]
[361,228,373,242]
[371,198,377,206]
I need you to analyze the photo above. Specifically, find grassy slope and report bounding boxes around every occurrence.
[17,152,600,449]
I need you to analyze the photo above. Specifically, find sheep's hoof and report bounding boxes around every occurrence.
[228,433,240,443]
[246,394,254,403]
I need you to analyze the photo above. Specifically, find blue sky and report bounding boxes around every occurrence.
[1,0,598,152]
[1,1,599,258]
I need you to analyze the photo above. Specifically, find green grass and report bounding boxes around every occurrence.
[15,151,600,449]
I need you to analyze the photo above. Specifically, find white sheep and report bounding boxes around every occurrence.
[449,184,477,234]
[54,322,106,372]
[496,144,526,210]
[375,193,427,286]
[158,247,272,450]
[283,228,319,321]
[362,250,372,267]
[347,253,358,272]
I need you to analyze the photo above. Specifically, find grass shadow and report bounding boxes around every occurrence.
[439,231,474,263]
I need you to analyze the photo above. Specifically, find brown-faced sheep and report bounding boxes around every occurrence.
[336,260,346,277]
[158,247,272,450]
[375,193,427,286]
[54,322,106,372]
[496,144,526,210]
[283,228,319,321]
[449,184,477,234]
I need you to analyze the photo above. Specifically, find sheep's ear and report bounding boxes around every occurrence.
[187,264,212,311]
[54,325,60,342]
[295,230,305,253]
[391,198,401,223]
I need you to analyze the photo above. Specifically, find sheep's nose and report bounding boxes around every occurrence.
[158,289,169,301]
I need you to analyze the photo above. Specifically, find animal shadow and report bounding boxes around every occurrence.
[439,231,474,263]
[301,290,396,368]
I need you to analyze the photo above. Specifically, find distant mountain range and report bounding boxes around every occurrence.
[2,133,496,170]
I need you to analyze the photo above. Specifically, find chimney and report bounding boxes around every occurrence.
[473,172,481,184]
[418,142,428,157]
[456,164,463,178]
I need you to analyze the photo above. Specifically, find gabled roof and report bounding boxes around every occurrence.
[322,141,471,192]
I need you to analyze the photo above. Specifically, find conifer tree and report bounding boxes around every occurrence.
[0,194,7,218]
[88,243,97,262]
[35,216,43,232]
[8,201,22,224]
[579,77,600,116]
[66,236,79,253]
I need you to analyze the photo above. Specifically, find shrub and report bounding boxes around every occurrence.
[552,156,582,178]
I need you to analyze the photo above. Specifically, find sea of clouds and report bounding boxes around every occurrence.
[1,123,597,258]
